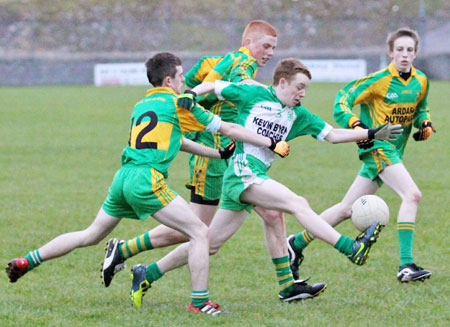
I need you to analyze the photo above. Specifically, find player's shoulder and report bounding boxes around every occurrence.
[292,104,314,119]
[413,67,428,79]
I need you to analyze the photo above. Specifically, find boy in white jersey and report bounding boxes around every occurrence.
[129,58,403,305]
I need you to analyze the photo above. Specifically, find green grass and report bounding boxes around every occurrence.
[1,82,449,327]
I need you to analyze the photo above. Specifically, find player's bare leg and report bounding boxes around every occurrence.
[319,175,379,227]
[151,196,210,290]
[379,163,430,282]
[242,180,342,245]
[254,207,287,258]
[134,202,217,249]
[6,208,120,283]
[379,163,421,222]
[130,196,212,307]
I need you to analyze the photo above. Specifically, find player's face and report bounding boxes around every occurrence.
[279,73,310,107]
[388,36,417,72]
[169,65,185,94]
[248,35,277,67]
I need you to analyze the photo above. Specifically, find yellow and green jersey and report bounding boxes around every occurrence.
[334,61,431,157]
[121,87,220,177]
[184,47,259,149]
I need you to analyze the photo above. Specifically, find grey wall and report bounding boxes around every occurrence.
[1,53,448,87]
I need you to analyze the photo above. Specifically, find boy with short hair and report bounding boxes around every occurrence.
[128,58,403,306]
[287,27,433,283]
[6,52,289,315]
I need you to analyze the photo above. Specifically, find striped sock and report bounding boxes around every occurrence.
[145,263,164,283]
[119,232,153,260]
[191,290,209,308]
[24,250,42,271]
[293,230,314,252]
[272,256,295,297]
[397,222,415,266]
[334,235,354,256]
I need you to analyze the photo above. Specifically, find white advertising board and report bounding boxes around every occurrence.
[94,59,367,86]
[302,59,367,82]
[94,63,147,86]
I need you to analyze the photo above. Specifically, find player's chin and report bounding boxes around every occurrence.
[258,59,268,67]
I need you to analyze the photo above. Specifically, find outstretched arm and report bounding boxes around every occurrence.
[180,138,221,158]
[325,124,403,144]
[180,138,236,159]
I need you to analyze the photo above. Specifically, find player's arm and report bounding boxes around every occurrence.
[180,137,235,159]
[412,78,435,141]
[333,77,375,128]
[240,79,268,88]
[325,124,403,144]
[219,122,289,158]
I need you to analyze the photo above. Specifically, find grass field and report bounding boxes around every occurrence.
[1,82,449,327]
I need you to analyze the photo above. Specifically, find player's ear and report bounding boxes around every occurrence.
[387,49,394,59]
[162,75,172,88]
[242,37,251,47]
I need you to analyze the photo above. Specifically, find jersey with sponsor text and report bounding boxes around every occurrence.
[122,87,219,177]
[215,81,332,168]
[334,61,430,157]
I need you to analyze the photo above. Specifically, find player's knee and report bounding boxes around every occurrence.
[188,222,209,242]
[405,188,422,205]
[209,243,221,256]
[80,229,104,247]
[288,195,311,215]
[338,202,352,218]
[260,210,284,225]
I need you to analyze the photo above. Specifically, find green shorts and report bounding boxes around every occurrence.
[220,154,270,213]
[358,147,402,186]
[102,166,178,220]
[186,153,229,201]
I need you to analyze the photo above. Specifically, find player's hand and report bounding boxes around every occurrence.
[413,120,435,141]
[177,90,197,110]
[268,137,290,158]
[219,141,236,159]
[351,120,373,149]
[368,123,403,141]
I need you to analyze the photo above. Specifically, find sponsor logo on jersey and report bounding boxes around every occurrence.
[386,92,398,99]
[259,104,272,111]
[384,106,416,124]
[252,116,288,140]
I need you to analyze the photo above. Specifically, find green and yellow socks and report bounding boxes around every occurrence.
[272,256,295,297]
[292,230,314,253]
[119,233,153,260]
[397,222,415,266]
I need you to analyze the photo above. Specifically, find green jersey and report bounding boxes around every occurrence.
[334,61,431,157]
[184,47,259,148]
[121,87,220,177]
[215,81,332,168]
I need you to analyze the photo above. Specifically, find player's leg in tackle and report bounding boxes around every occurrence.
[253,207,327,301]
[102,189,220,286]
[6,208,121,283]
[240,179,382,268]
[129,196,220,312]
[286,175,379,279]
